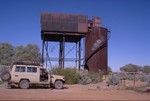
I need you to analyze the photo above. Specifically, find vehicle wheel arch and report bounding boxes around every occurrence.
[19,78,30,83]
[54,79,64,83]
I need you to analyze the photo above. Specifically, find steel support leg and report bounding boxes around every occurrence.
[79,40,81,70]
[42,40,45,64]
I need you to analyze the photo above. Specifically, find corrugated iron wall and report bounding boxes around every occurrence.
[85,27,108,74]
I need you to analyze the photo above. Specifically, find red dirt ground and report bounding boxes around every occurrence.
[0,82,150,101]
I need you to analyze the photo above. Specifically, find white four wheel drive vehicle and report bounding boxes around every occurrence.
[0,61,65,89]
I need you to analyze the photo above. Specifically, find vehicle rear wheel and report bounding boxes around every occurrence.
[54,80,63,89]
[19,80,29,89]
[0,71,11,81]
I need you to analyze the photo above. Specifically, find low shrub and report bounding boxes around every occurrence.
[106,74,120,86]
[78,70,103,85]
[78,75,92,85]
[52,68,103,85]
[52,67,80,84]
[88,71,103,83]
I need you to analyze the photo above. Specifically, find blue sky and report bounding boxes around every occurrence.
[0,0,150,71]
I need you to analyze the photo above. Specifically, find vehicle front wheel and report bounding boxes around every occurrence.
[54,80,63,89]
[19,80,29,89]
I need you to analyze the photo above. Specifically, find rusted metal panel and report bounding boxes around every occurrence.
[85,27,108,74]
[41,13,88,33]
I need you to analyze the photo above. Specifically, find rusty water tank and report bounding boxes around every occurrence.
[41,13,88,34]
[41,13,88,42]
[85,26,108,74]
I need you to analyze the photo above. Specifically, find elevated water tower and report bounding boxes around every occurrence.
[40,13,109,74]
[41,13,88,70]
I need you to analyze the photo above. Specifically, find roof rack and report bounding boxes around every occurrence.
[13,61,42,66]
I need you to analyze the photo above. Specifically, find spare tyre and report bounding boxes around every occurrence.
[0,71,11,81]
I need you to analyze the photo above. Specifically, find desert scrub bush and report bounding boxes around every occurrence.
[52,67,80,84]
[125,74,137,81]
[88,71,103,83]
[78,70,103,85]
[78,70,91,85]
[139,74,150,86]
[106,74,120,87]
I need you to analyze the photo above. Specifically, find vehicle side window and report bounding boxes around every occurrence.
[27,67,37,73]
[15,66,25,72]
[32,67,37,72]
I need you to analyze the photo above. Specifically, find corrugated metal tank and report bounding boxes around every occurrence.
[85,27,108,74]
[41,13,88,34]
